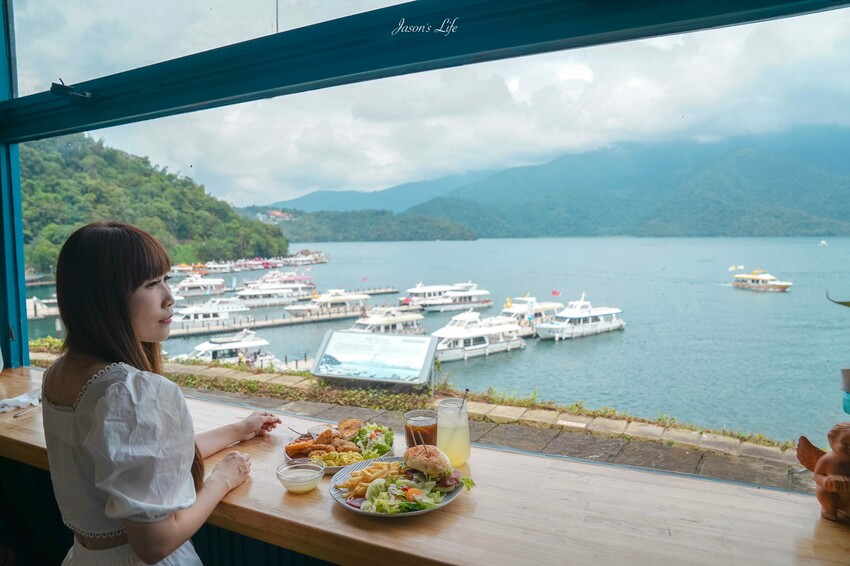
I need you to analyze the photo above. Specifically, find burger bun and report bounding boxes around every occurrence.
[403,445,452,478]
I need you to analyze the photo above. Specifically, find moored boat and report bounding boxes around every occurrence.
[285,289,370,317]
[171,274,226,297]
[171,298,251,328]
[172,329,282,369]
[536,292,625,341]
[349,307,426,335]
[421,281,493,312]
[490,295,564,338]
[431,310,525,362]
[732,270,792,292]
[398,282,459,307]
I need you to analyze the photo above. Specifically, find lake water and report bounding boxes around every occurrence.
[28,237,850,445]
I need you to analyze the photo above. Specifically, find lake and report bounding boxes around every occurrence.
[28,237,850,445]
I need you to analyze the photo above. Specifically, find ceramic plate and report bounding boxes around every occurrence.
[283,430,393,474]
[329,456,464,516]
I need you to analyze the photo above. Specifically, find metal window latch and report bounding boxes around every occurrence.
[49,79,95,101]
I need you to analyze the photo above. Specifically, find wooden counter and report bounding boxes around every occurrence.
[2,367,849,565]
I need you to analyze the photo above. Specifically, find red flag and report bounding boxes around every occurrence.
[551,289,561,297]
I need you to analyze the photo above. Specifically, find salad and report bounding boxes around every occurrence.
[360,474,445,514]
[352,423,394,459]
[334,448,475,515]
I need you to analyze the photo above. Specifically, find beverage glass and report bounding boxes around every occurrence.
[404,409,438,446]
[436,398,470,466]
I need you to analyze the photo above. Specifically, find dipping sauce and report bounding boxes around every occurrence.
[405,415,438,446]
[276,459,324,494]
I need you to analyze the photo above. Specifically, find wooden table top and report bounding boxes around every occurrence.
[2,367,849,565]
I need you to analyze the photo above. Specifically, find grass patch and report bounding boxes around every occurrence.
[26,344,798,449]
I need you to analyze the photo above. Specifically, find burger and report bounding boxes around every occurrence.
[402,445,465,493]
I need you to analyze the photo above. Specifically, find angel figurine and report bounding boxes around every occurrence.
[798,423,850,521]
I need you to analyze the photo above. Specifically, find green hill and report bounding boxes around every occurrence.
[20,134,288,271]
[406,130,850,238]
[270,209,476,242]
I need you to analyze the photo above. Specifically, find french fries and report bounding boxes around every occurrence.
[334,461,402,499]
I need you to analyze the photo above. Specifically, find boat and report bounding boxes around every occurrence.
[490,295,564,338]
[349,307,426,335]
[398,282,460,307]
[431,310,525,362]
[235,281,314,306]
[204,260,235,274]
[171,274,227,297]
[284,289,370,317]
[421,281,494,312]
[172,329,283,369]
[732,270,792,292]
[281,249,329,265]
[240,269,314,289]
[171,298,252,328]
[535,292,625,341]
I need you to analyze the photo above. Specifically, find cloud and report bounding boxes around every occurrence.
[13,3,850,204]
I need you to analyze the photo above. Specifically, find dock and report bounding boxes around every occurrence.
[25,297,59,320]
[168,308,367,338]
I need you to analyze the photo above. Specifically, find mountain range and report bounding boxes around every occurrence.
[259,125,850,239]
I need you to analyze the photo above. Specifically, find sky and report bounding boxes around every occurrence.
[13,2,850,206]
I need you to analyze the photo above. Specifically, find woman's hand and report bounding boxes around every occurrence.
[210,451,252,491]
[238,411,282,442]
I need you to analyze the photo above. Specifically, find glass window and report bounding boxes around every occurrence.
[19,7,850,456]
[12,0,405,96]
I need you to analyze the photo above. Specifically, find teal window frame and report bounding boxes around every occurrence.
[2,0,848,367]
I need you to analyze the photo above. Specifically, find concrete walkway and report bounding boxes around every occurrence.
[149,359,817,495]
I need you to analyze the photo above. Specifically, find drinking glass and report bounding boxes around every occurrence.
[436,398,470,466]
[404,409,438,446]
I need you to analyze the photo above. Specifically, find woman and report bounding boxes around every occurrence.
[42,222,281,565]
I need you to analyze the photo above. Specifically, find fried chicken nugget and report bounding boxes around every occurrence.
[331,438,347,448]
[315,428,334,445]
[338,419,362,440]
[336,441,360,453]
[284,438,314,458]
[311,443,336,453]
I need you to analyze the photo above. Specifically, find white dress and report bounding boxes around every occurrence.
[42,362,202,565]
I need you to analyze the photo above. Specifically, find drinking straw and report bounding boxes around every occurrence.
[416,430,426,446]
[461,388,469,409]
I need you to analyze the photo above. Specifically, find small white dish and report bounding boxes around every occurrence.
[276,459,325,494]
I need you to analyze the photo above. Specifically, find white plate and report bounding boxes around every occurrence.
[329,456,464,516]
[283,430,393,474]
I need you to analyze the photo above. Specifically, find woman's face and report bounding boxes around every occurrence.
[130,273,174,343]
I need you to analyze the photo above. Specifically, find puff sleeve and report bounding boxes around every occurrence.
[83,370,196,523]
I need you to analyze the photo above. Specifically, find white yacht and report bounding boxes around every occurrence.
[732,270,792,292]
[536,293,625,341]
[171,298,251,328]
[421,281,493,312]
[235,282,314,306]
[432,310,525,362]
[284,289,370,317]
[242,269,315,288]
[349,307,426,335]
[491,296,564,338]
[171,274,227,297]
[204,261,235,274]
[173,329,282,369]
[399,282,459,307]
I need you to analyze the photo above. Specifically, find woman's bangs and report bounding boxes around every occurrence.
[128,231,172,287]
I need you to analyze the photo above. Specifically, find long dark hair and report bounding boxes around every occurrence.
[56,221,204,490]
[56,222,170,373]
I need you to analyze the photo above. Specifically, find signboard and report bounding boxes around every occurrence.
[311,330,438,385]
